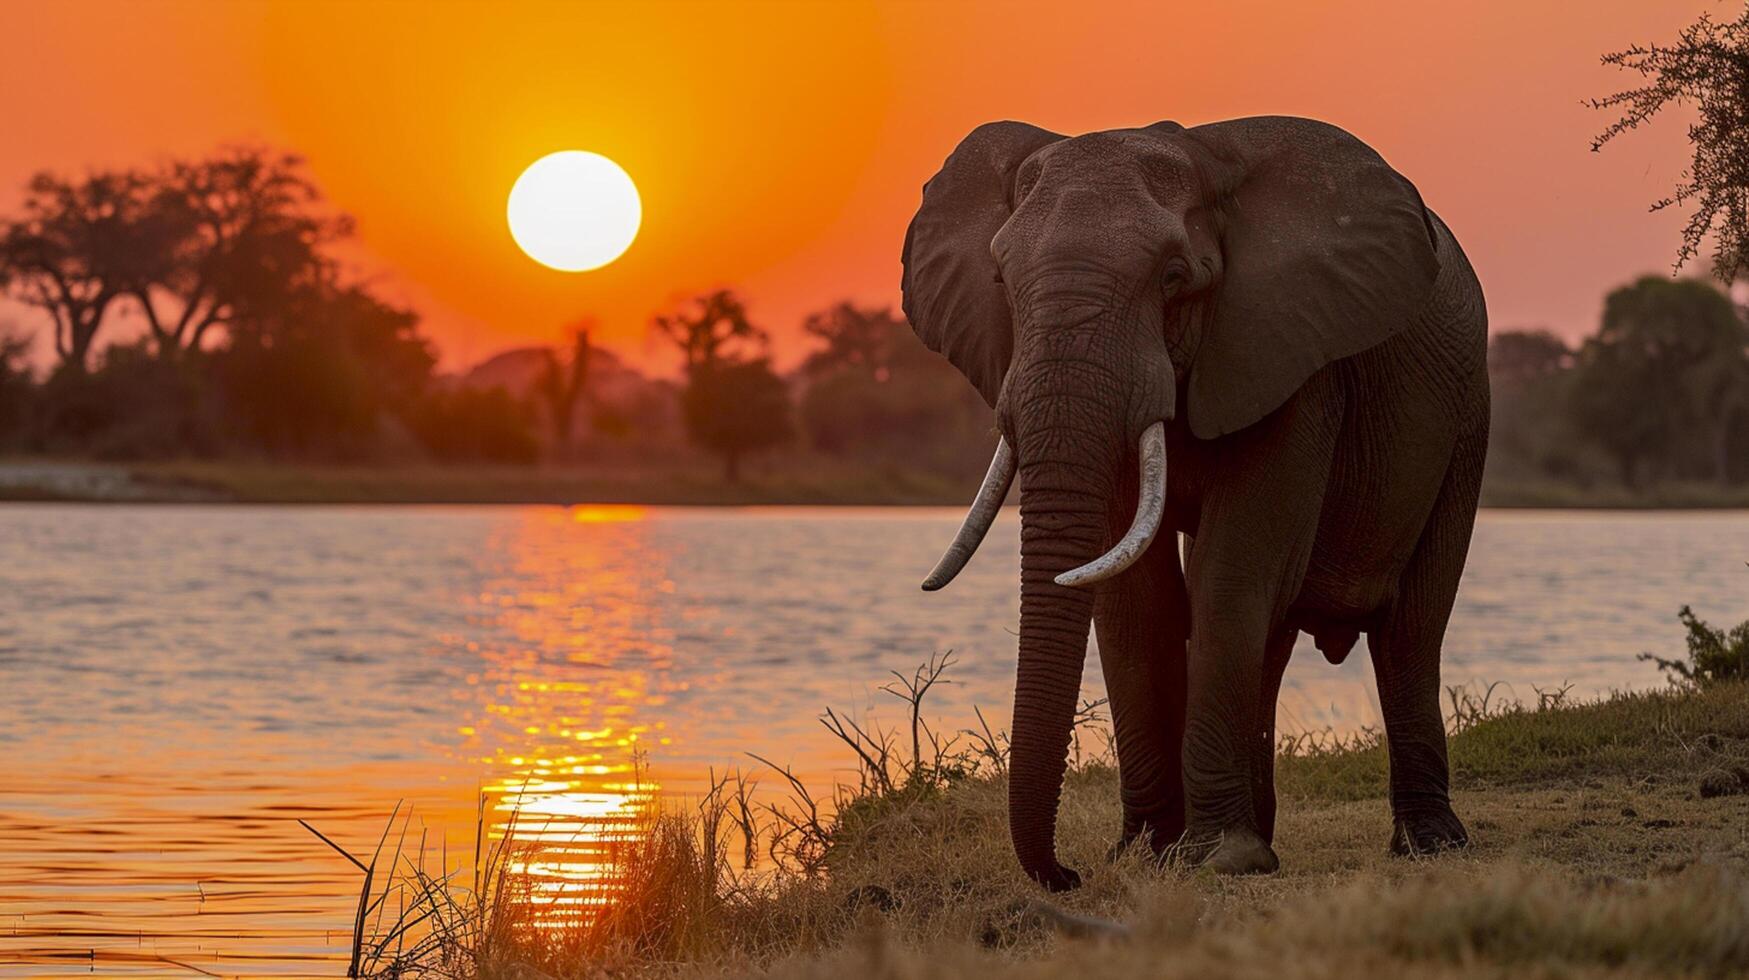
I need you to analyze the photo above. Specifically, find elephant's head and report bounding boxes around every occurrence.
[901,116,1440,890]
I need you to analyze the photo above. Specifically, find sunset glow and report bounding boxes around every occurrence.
[0,1,1703,371]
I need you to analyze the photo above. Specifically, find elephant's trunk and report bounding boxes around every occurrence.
[1010,465,1105,890]
[1004,340,1136,889]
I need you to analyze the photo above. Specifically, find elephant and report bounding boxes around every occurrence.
[901,116,1488,890]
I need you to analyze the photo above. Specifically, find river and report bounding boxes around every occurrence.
[1,505,1745,976]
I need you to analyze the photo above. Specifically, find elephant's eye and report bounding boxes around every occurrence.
[1162,259,1191,290]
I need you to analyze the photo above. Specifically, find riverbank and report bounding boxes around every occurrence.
[4,458,1749,508]
[349,680,1749,978]
[0,458,981,505]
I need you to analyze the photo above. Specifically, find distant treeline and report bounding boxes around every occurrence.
[0,147,992,481]
[2,148,1746,494]
[1489,276,1749,493]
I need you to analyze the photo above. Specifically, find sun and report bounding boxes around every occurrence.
[507,151,641,272]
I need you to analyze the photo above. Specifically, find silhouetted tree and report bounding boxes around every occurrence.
[1592,8,1749,282]
[794,301,995,474]
[0,329,33,447]
[0,171,149,370]
[0,149,353,371]
[799,301,901,378]
[128,148,345,358]
[537,322,593,456]
[1568,277,1749,486]
[655,289,790,480]
[652,289,762,371]
[1488,329,1573,387]
[33,341,219,458]
[216,281,434,456]
[407,384,540,464]
[680,358,792,481]
[1486,329,1590,485]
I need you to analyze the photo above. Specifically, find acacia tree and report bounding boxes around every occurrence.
[1591,8,1749,283]
[0,149,344,370]
[129,148,344,358]
[0,171,148,371]
[653,289,791,480]
[798,301,904,378]
[651,288,761,371]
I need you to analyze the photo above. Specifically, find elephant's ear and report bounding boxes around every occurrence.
[1184,118,1440,439]
[901,121,1064,406]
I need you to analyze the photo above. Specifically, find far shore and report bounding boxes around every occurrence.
[3,458,1749,509]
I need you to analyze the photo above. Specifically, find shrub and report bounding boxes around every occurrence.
[1640,603,1749,688]
[407,385,540,464]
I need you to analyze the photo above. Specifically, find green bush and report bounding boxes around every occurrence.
[1640,603,1749,689]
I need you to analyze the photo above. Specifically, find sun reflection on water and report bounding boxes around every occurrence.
[464,506,675,914]
[489,768,657,906]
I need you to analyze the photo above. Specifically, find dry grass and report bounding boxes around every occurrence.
[313,677,1749,979]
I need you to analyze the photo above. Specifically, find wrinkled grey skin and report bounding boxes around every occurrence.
[900,116,1488,890]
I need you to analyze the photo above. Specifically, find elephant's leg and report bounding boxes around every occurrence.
[1251,627,1297,845]
[1368,405,1486,856]
[1180,561,1288,874]
[1179,398,1337,875]
[1094,532,1189,858]
[1181,518,1325,872]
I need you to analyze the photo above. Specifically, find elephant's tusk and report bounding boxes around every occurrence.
[921,437,1016,591]
[1055,422,1167,588]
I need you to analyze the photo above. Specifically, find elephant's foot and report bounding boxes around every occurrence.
[1390,804,1470,857]
[1174,827,1279,875]
[1024,861,1083,893]
[1205,827,1280,874]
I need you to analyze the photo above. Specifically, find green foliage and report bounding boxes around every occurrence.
[1640,604,1749,689]
[1280,679,1749,802]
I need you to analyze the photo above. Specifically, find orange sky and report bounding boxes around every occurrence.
[0,0,1707,374]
